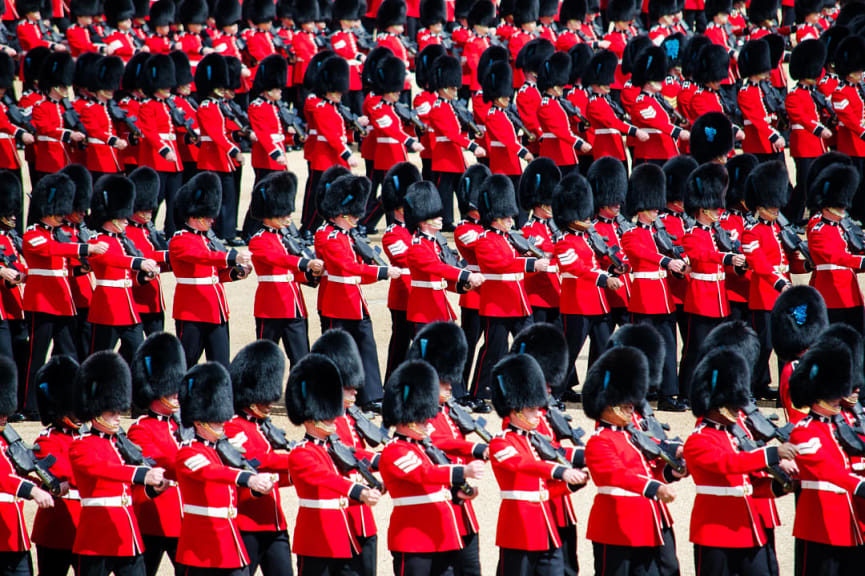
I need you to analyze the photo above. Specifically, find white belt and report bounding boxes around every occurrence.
[801,480,846,494]
[561,273,578,279]
[483,273,523,281]
[631,270,667,280]
[490,142,507,147]
[501,489,549,502]
[695,484,752,497]
[95,278,132,288]
[466,264,480,272]
[411,279,446,290]
[0,133,13,140]
[62,489,80,501]
[272,134,285,142]
[309,129,318,135]
[435,136,451,142]
[36,135,60,142]
[596,486,640,497]
[391,489,450,507]
[316,136,328,142]
[377,137,400,144]
[298,497,349,509]
[82,495,132,507]
[258,274,292,282]
[790,124,806,130]
[689,272,725,281]
[642,129,662,134]
[158,133,176,141]
[0,493,19,503]
[815,264,849,271]
[175,275,218,285]
[29,268,68,277]
[199,136,213,142]
[326,275,361,285]
[87,137,107,145]
[183,504,237,518]
[854,462,865,471]
[594,128,620,135]
[541,133,556,139]
[743,120,753,125]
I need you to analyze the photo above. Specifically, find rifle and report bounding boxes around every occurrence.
[346,404,391,448]
[528,430,572,466]
[337,103,367,134]
[279,226,316,261]
[445,398,493,443]
[170,412,195,443]
[2,425,62,495]
[586,224,625,271]
[421,437,474,496]
[452,99,483,140]
[741,402,792,443]
[728,423,794,491]
[834,414,865,456]
[164,97,196,135]
[504,103,536,141]
[350,27,375,52]
[401,35,419,58]
[547,218,564,243]
[559,97,591,132]
[652,218,686,278]
[37,20,64,45]
[849,402,865,436]
[774,212,814,269]
[349,228,390,266]
[760,81,789,131]
[114,427,157,467]
[216,437,260,473]
[394,102,429,132]
[712,222,748,273]
[61,98,88,147]
[545,405,585,446]
[275,100,308,142]
[625,423,687,474]
[221,100,252,141]
[108,99,142,143]
[812,89,838,130]
[2,95,34,133]
[435,232,466,269]
[615,214,636,233]
[507,230,545,258]
[636,399,671,441]
[0,249,21,283]
[327,434,385,492]
[840,216,865,255]
[206,230,249,277]
[259,418,295,451]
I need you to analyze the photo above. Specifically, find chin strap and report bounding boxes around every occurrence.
[314,421,337,435]
[512,410,539,430]
[93,415,120,434]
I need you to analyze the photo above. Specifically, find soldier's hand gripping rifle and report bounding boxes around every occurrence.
[652,218,686,278]
[504,103,536,141]
[275,100,307,142]
[349,228,390,266]
[625,423,687,474]
[108,99,142,144]
[164,97,198,143]
[559,97,591,132]
[452,99,483,140]
[327,434,385,492]
[420,437,474,497]
[833,414,865,457]
[346,404,391,448]
[545,405,586,446]
[774,212,814,269]
[394,102,429,132]
[3,425,62,495]
[712,222,748,273]
[338,103,367,134]
[114,426,158,467]
[435,232,466,269]
[586,224,626,272]
[2,94,34,133]
[61,98,88,148]
[528,430,572,466]
[741,401,793,444]
[728,423,794,492]
[216,437,260,473]
[635,400,686,470]
[507,230,545,258]
[445,398,493,443]
[839,216,865,254]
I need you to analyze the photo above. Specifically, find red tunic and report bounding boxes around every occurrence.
[681,223,732,318]
[248,227,310,320]
[32,427,80,550]
[741,219,806,311]
[383,222,412,312]
[168,228,239,324]
[555,230,610,315]
[22,223,88,316]
[138,97,182,173]
[87,232,144,326]
[455,219,483,311]
[620,222,675,315]
[786,85,829,158]
[474,228,535,317]
[806,217,865,309]
[127,414,182,538]
[0,433,35,552]
[406,231,470,323]
[522,217,560,309]
[428,98,473,174]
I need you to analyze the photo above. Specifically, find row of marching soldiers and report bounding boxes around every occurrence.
[2,296,865,576]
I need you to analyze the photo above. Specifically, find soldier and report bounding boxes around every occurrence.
[690,47,742,144]
[143,1,176,55]
[509,0,541,89]
[16,0,67,53]
[831,35,865,221]
[380,360,485,576]
[415,45,446,182]
[102,0,143,63]
[115,53,148,174]
[537,51,592,176]
[719,154,759,322]
[169,51,201,185]
[176,0,213,75]
[70,351,167,576]
[330,0,366,116]
[175,362,275,576]
[482,59,532,182]
[603,0,639,95]
[169,172,252,368]
[515,40,556,159]
[127,333,187,576]
[248,55,291,185]
[0,172,23,361]
[67,0,112,56]
[737,38,786,162]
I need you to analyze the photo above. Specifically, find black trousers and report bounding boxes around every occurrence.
[0,320,11,359]
[557,525,578,576]
[421,158,434,183]
[360,168,386,232]
[678,314,724,402]
[592,542,660,576]
[240,531,293,576]
[36,545,77,576]
[461,307,481,398]
[392,551,457,576]
[320,314,384,405]
[531,307,560,327]
[73,309,91,362]
[848,156,865,222]
[156,170,184,236]
[77,554,145,576]
[301,168,324,234]
[694,543,772,576]
[356,535,377,576]
[175,319,231,369]
[182,162,197,184]
[728,301,748,324]
[456,533,480,576]
[0,551,32,576]
[385,309,413,384]
[25,312,77,415]
[212,171,238,241]
[684,9,707,32]
[631,312,678,397]
[182,568,248,576]
[297,555,360,576]
[561,313,611,393]
[256,317,309,367]
[497,546,564,576]
[827,306,865,335]
[750,309,773,391]
[140,312,165,337]
[90,323,144,363]
[433,171,459,229]
[232,167,244,239]
[470,315,533,399]
[659,526,679,576]
[787,157,815,224]
[141,535,180,576]
[796,540,859,576]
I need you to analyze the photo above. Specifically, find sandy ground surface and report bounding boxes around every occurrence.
[11,148,800,576]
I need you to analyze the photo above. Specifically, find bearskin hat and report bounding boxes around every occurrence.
[246,0,277,22]
[539,0,559,17]
[0,356,15,416]
[700,320,761,371]
[470,0,499,27]
[179,363,234,427]
[724,153,758,209]
[662,33,686,69]
[607,0,637,20]
[796,0,821,21]
[456,163,491,215]
[75,351,131,421]
[377,0,406,29]
[311,329,365,390]
[836,35,865,76]
[622,35,653,75]
[0,52,13,90]
[383,360,440,427]
[131,332,186,409]
[319,174,370,220]
[684,162,728,215]
[662,155,697,203]
[631,45,668,86]
[509,323,569,391]
[253,54,288,95]
[748,0,779,23]
[416,45,447,89]
[559,0,588,21]
[649,0,678,20]
[59,164,93,214]
[514,0,540,24]
[39,51,74,89]
[537,51,572,90]
[230,340,285,411]
[297,0,322,22]
[179,0,209,23]
[285,354,344,425]
[149,0,176,27]
[789,338,853,407]
[30,173,75,221]
[552,172,594,228]
[429,54,462,89]
[420,0,446,25]
[142,54,176,94]
[587,156,627,209]
[479,174,519,225]
[820,25,850,66]
[519,157,560,211]
[690,113,734,164]
[479,46,512,87]
[482,60,513,101]
[737,38,772,77]
[569,43,594,85]
[22,46,50,89]
[381,162,420,213]
[404,181,443,232]
[455,0,475,19]
[0,171,20,219]
[806,153,855,211]
[515,38,555,73]
[214,0,242,28]
[626,163,667,216]
[307,49,338,92]
[315,165,352,214]
[122,52,149,92]
[91,56,124,93]
[682,34,711,78]
[608,323,665,389]
[704,0,732,16]
[170,51,193,86]
[407,322,468,387]
[249,171,297,220]
[195,54,229,95]
[693,44,730,84]
[35,356,80,425]
[174,172,222,224]
[105,0,135,25]
[789,38,826,80]
[332,0,362,20]
[375,54,406,93]
[745,160,789,210]
[225,56,243,91]
[89,175,135,226]
[583,346,649,420]
[71,0,101,16]
[809,164,860,209]
[491,354,549,418]
[583,49,618,86]
[771,285,828,362]
[691,349,752,416]
[363,47,395,91]
[318,55,351,94]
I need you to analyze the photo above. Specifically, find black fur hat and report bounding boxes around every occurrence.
[22,46,50,88]
[789,338,853,407]
[332,0,362,20]
[416,45,447,89]
[383,360,440,427]
[583,49,618,86]
[662,33,686,69]
[469,0,498,26]
[737,39,772,77]
[30,173,75,220]
[225,57,243,91]
[251,171,297,220]
[382,162,421,213]
[516,38,555,73]
[285,353,344,425]
[820,323,864,390]
[175,172,222,222]
[745,160,789,210]
[149,0,176,27]
[479,174,519,225]
[307,49,338,92]
[608,323,665,389]
[765,34,785,70]
[685,162,728,215]
[318,55,350,93]
[250,0,278,22]
[127,167,158,213]
[0,171,20,219]
[59,164,93,214]
[821,25,850,67]
[0,52,14,90]
[701,320,761,371]
[478,45,510,88]
[682,34,711,78]
[408,322,468,387]
[75,351,132,421]
[491,354,549,417]
[539,0,558,16]
[519,157,560,211]
[0,355,15,416]
[583,346,649,420]
[569,43,594,85]
[482,60,513,102]
[131,332,186,409]
[552,172,594,228]
[724,153,758,209]
[230,340,286,410]
[170,51,194,86]
[509,323,569,390]
[622,35,653,76]
[456,163,491,215]
[315,165,352,214]
[39,51,74,89]
[537,51,572,90]
[89,174,135,226]
[559,0,588,20]
[377,0,406,28]
[93,56,124,92]
[608,0,637,20]
[105,0,136,25]
[704,0,731,16]
[514,0,540,24]
[809,164,860,209]
[71,0,101,16]
[691,349,752,416]
[311,329,365,390]
[320,0,334,23]
[748,0,779,22]
[626,163,667,216]
[134,0,150,19]
[789,39,826,80]
[420,0,446,25]
[649,0,678,19]
[215,0,242,27]
[404,181,443,232]
[693,44,730,84]
[195,54,229,94]
[35,356,80,425]
[806,152,853,202]
[631,46,668,86]
[122,52,149,92]
[319,174,370,219]
[180,363,234,426]
[455,0,475,18]
[429,54,462,90]
[662,155,696,205]
[252,55,288,95]
[587,156,627,209]
[179,0,209,23]
[142,54,176,94]
[771,285,828,362]
[375,54,406,93]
